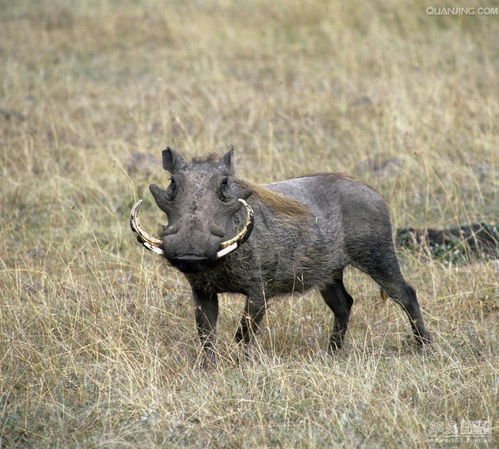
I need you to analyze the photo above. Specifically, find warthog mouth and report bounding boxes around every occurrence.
[129,198,254,260]
[169,253,210,274]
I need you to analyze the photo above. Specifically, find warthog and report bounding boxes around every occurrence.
[131,148,432,363]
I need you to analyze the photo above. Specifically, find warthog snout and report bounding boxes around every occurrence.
[164,232,222,273]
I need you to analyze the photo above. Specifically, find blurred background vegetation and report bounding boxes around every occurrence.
[0,1,497,447]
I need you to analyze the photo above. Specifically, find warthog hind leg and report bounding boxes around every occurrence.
[352,246,432,345]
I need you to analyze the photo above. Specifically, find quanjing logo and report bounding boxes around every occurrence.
[426,6,499,15]
[428,419,492,444]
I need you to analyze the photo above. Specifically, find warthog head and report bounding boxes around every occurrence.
[130,147,254,273]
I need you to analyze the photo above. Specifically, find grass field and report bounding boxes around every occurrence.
[0,0,497,447]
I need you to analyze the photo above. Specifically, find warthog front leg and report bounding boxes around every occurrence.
[192,288,219,367]
[234,295,267,345]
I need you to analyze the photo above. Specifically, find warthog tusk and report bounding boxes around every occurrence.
[130,198,254,258]
[130,200,164,255]
[216,242,238,259]
[216,199,254,258]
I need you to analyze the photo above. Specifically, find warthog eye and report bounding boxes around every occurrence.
[219,177,231,201]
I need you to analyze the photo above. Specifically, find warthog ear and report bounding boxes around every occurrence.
[162,147,184,172]
[221,148,234,173]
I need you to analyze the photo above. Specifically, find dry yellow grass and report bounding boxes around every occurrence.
[0,0,497,447]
